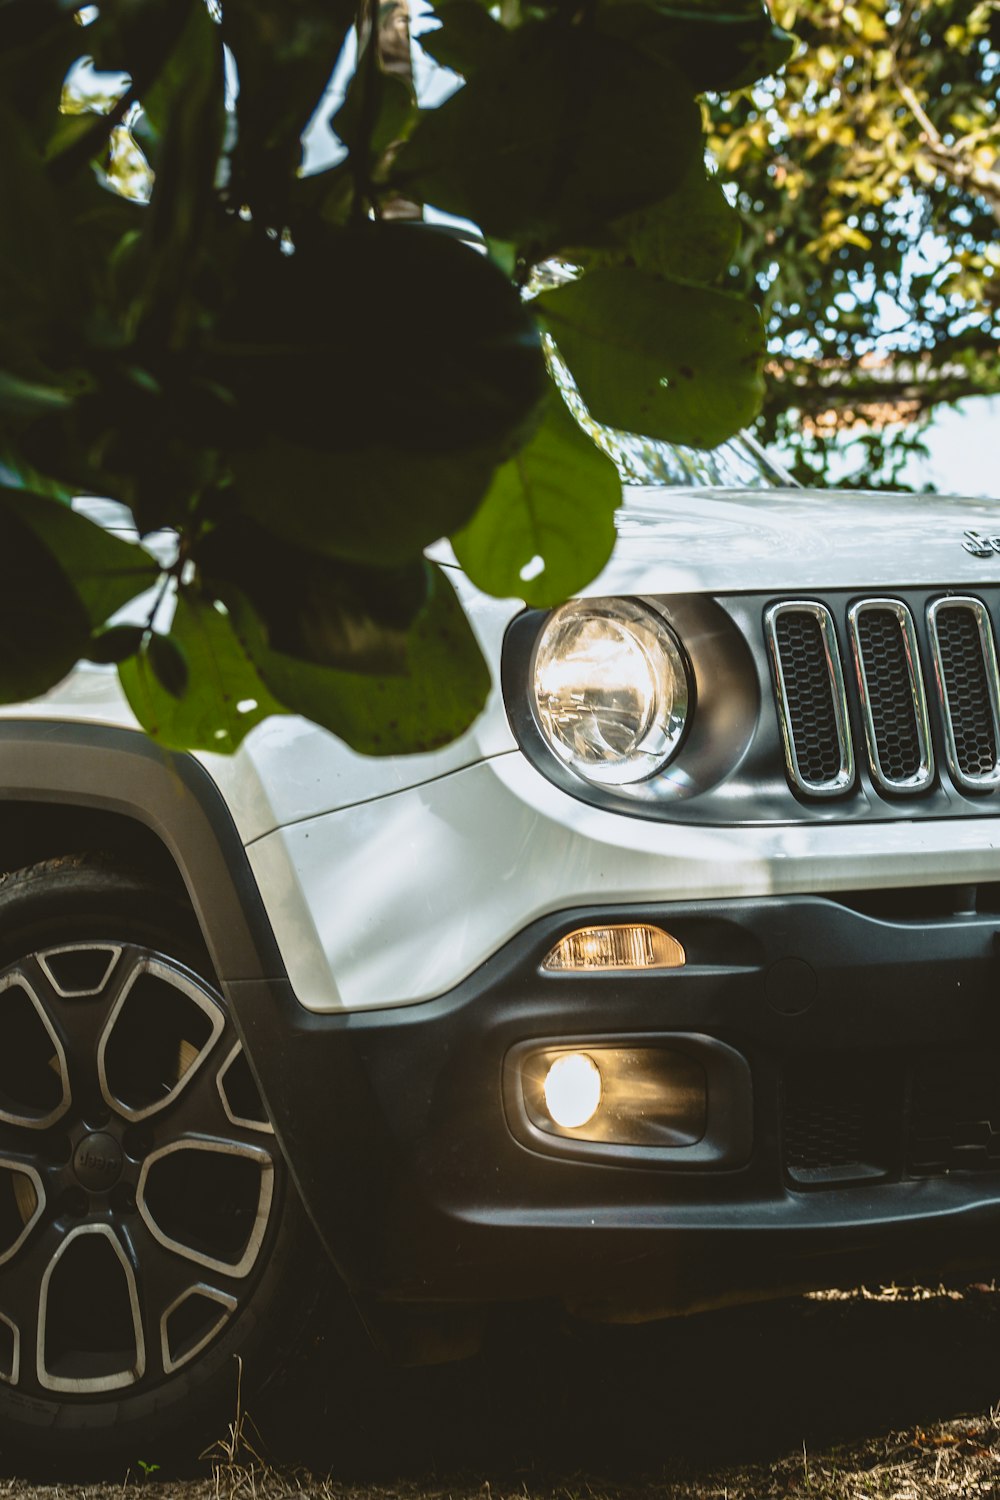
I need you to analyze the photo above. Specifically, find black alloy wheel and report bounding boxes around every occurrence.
[0,856,318,1465]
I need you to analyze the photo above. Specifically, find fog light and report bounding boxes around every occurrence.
[518,1044,709,1148]
[543,1053,602,1129]
[543,924,685,972]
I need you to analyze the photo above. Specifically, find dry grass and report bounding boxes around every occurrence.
[5,1421,1000,1500]
[3,1286,1000,1500]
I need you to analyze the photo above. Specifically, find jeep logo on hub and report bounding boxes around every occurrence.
[73,1131,124,1191]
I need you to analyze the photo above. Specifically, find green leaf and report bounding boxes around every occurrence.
[0,495,91,702]
[598,1,795,92]
[0,0,88,147]
[131,1,226,344]
[333,63,415,160]
[216,221,546,454]
[486,239,518,279]
[394,24,701,247]
[0,369,73,418]
[87,623,146,664]
[452,391,620,606]
[147,631,189,698]
[229,564,490,756]
[220,0,355,216]
[419,2,507,77]
[0,485,159,628]
[119,592,287,754]
[230,435,504,569]
[0,97,66,330]
[195,520,431,674]
[537,268,765,448]
[82,0,192,86]
[45,110,103,164]
[0,450,72,502]
[53,3,207,185]
[214,222,547,561]
[596,169,741,283]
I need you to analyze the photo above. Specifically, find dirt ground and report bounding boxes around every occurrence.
[3,1284,1000,1500]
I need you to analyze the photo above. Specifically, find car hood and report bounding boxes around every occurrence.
[81,485,1000,597]
[577,485,1000,596]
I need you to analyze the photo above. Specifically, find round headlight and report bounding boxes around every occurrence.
[531,598,689,786]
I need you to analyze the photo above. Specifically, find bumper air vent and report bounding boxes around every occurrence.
[927,598,1000,791]
[848,599,934,793]
[909,1048,1000,1175]
[782,1055,891,1185]
[765,602,853,797]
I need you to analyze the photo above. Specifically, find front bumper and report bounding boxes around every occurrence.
[233,889,1000,1319]
[244,752,1000,1012]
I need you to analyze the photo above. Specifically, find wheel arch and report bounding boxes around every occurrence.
[0,721,284,988]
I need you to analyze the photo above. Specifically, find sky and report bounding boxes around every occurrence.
[807,395,1000,501]
[899,397,1000,499]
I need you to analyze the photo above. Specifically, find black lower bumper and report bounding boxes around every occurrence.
[231,890,1000,1319]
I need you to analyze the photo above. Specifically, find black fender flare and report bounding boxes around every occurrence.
[0,719,361,1271]
[0,719,283,985]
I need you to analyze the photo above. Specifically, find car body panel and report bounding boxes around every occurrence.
[588,485,1000,595]
[245,749,1000,1011]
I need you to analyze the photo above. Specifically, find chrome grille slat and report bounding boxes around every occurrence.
[848,599,934,793]
[927,597,1000,791]
[765,602,853,797]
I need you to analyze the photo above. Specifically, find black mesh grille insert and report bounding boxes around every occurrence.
[782,1055,892,1184]
[774,611,844,785]
[782,1044,1000,1189]
[855,608,922,782]
[909,1048,1000,1175]
[935,606,998,780]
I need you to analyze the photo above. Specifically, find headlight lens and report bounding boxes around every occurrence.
[531,598,689,785]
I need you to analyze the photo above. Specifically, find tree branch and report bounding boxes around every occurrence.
[765,357,1000,421]
[894,68,1000,224]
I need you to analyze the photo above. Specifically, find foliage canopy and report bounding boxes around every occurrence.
[0,0,789,754]
[711,0,1000,489]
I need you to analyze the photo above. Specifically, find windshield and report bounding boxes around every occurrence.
[594,426,794,489]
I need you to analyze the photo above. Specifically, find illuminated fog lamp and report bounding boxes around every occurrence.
[542,924,685,973]
[542,1053,603,1129]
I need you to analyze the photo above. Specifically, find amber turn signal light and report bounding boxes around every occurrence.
[542,924,685,972]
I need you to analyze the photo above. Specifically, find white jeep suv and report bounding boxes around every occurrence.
[1,436,999,1460]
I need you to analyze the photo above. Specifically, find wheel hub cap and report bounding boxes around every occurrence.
[72,1131,123,1191]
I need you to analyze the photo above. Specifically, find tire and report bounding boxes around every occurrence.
[0,855,320,1468]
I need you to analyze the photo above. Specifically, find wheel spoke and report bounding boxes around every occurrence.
[0,1219,63,1396]
[160,1282,237,1375]
[36,1223,145,1394]
[98,955,225,1124]
[31,947,127,1058]
[120,1215,243,1380]
[162,1035,272,1146]
[37,945,123,1002]
[3,946,137,1126]
[0,1155,46,1267]
[0,964,72,1130]
[216,1043,275,1137]
[137,1137,275,1281]
[0,1308,20,1386]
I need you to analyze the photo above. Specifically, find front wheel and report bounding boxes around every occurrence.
[0,856,319,1466]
